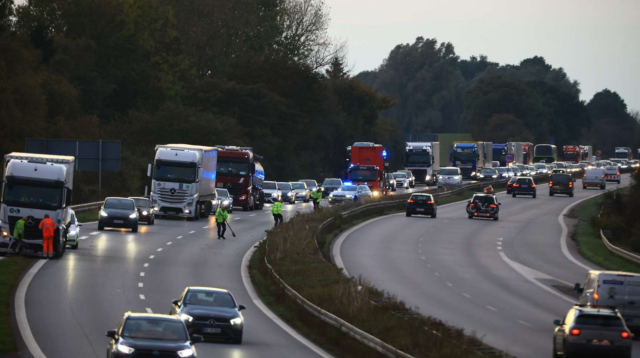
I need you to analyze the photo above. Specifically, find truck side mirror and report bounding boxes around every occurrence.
[553,319,562,326]
[147,163,152,178]
[574,283,584,294]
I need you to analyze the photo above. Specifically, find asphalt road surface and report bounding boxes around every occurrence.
[23,200,324,358]
[338,175,640,358]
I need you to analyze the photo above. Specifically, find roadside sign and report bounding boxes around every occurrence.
[596,149,602,157]
[505,154,514,163]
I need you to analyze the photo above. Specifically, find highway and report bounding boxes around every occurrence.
[336,175,640,358]
[19,184,428,358]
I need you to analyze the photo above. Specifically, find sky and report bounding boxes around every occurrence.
[325,0,640,111]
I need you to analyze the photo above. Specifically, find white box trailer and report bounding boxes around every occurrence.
[0,153,75,257]
[149,144,217,220]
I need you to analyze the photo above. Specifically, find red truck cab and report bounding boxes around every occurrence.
[348,143,387,196]
[562,145,580,164]
[216,146,265,211]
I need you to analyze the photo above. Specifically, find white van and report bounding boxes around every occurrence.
[604,166,621,184]
[575,271,640,329]
[582,168,606,190]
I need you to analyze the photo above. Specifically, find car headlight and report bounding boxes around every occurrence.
[478,174,484,178]
[223,200,229,205]
[239,195,247,200]
[471,172,476,176]
[100,210,108,217]
[453,176,461,180]
[230,317,243,326]
[372,191,380,197]
[180,313,193,322]
[329,193,334,198]
[346,194,353,198]
[117,343,135,354]
[129,213,138,219]
[492,175,497,178]
[177,348,195,357]
[69,230,77,236]
[142,211,148,216]
[287,192,292,196]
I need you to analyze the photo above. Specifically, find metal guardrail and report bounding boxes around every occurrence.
[600,230,640,264]
[70,201,103,213]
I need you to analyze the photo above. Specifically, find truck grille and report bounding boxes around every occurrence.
[220,183,245,196]
[9,216,58,240]
[156,188,189,204]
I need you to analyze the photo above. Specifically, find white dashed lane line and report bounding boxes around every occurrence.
[139,295,145,300]
[79,236,89,240]
[234,218,240,220]
[177,236,183,239]
[463,293,471,298]
[518,320,532,327]
[140,272,145,277]
[486,306,498,312]
[203,226,209,229]
[249,214,255,217]
[138,283,144,288]
[146,308,153,313]
[434,272,440,277]
[167,242,172,245]
[189,231,195,234]
[90,232,100,235]
[157,248,163,252]
[149,255,155,259]
[446,282,453,287]
[144,263,149,267]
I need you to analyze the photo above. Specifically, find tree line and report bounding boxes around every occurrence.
[357,37,640,156]
[0,0,404,202]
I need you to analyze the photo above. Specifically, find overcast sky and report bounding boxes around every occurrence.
[325,0,640,111]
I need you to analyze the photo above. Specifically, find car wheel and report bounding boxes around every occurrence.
[569,192,574,198]
[72,242,78,250]
[233,335,243,344]
[148,218,153,225]
[468,215,473,219]
[406,212,411,217]
[431,213,436,218]
[601,185,606,190]
[132,225,138,233]
[512,193,516,197]
[550,192,554,196]
[242,205,248,212]
[494,216,499,221]
[618,180,621,184]
[583,185,587,189]
[249,197,255,211]
[98,223,104,231]
[533,192,537,198]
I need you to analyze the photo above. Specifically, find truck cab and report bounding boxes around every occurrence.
[215,146,265,212]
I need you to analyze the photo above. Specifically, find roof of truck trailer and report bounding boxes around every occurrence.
[156,144,217,151]
[5,152,75,162]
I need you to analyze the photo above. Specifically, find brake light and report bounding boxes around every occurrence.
[570,329,581,336]
[549,181,553,187]
[621,332,631,339]
[583,174,587,178]
[569,182,573,187]
[470,203,475,207]
[531,184,535,188]
[427,201,434,204]
[594,292,599,300]
[602,174,605,178]
[474,213,478,216]
[618,172,620,176]
[489,204,497,208]
[513,184,520,187]
[408,200,415,203]
[486,214,490,217]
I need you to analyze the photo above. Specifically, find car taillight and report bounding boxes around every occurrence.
[427,201,434,204]
[407,200,415,203]
[531,184,536,188]
[618,172,620,176]
[489,204,497,208]
[513,184,520,187]
[621,332,631,339]
[569,182,573,187]
[570,329,581,336]
[602,174,605,178]
[594,292,599,300]
[549,181,553,187]
[583,174,587,178]
[470,203,475,207]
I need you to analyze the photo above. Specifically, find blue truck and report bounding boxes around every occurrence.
[493,143,509,167]
[451,142,493,179]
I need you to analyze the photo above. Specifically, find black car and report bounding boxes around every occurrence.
[321,178,343,198]
[512,177,537,198]
[106,312,203,358]
[99,198,139,232]
[406,194,437,218]
[277,182,296,204]
[171,287,246,344]
[506,176,518,194]
[467,193,501,220]
[477,168,499,181]
[130,197,155,225]
[385,173,397,192]
[549,173,575,197]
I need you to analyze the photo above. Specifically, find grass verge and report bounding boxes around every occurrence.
[570,188,640,272]
[76,208,99,223]
[0,256,34,354]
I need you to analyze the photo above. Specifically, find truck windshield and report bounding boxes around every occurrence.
[217,161,250,177]
[453,152,476,161]
[154,161,197,184]
[563,152,578,158]
[350,169,378,181]
[535,145,554,156]
[3,183,63,210]
[405,153,431,165]
[615,152,628,158]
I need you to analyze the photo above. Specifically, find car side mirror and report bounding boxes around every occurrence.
[78,223,83,227]
[172,299,180,306]
[238,304,246,311]
[573,179,576,182]
[498,203,502,205]
[191,334,204,343]
[553,319,562,326]
[467,200,471,204]
[574,283,584,294]
[106,329,117,339]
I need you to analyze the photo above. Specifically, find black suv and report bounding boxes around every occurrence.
[406,194,437,218]
[512,177,537,198]
[549,173,575,197]
[466,194,501,221]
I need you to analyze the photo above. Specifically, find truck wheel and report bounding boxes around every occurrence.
[242,205,248,212]
[201,202,211,218]
[249,198,255,211]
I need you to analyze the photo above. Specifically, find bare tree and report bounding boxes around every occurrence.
[280,0,347,71]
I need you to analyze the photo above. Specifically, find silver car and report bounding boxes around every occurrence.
[583,168,606,190]
[397,170,416,188]
[262,181,281,203]
[328,184,372,205]
[393,172,409,189]
[535,163,548,174]
[437,167,463,187]
[553,305,632,358]
[291,182,310,202]
[212,188,234,213]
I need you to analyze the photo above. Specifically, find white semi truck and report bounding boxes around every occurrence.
[0,153,75,258]
[149,144,217,221]
[404,142,440,185]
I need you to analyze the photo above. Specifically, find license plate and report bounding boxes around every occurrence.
[167,211,177,215]
[591,340,611,345]
[522,185,528,187]
[114,220,124,224]
[203,328,221,333]
[554,185,560,188]
[416,209,425,212]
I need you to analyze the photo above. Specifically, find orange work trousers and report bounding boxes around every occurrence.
[43,236,53,257]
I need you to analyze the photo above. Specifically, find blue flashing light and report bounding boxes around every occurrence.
[382,150,388,158]
[343,181,353,185]
[350,164,354,168]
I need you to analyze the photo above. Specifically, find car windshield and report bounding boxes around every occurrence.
[509,177,518,183]
[277,183,291,190]
[301,180,316,187]
[481,169,497,175]
[217,161,250,177]
[263,182,277,190]
[528,166,536,171]
[575,314,624,328]
[550,174,571,183]
[535,164,546,169]
[496,168,506,173]
[440,169,459,175]
[339,185,357,192]
[516,178,532,184]
[291,183,306,189]
[216,189,229,197]
[104,199,134,210]
[2,182,64,210]
[132,199,150,208]
[323,179,341,186]
[411,195,433,202]
[184,290,236,308]
[393,173,407,178]
[121,319,188,341]
[472,195,496,205]
[554,163,566,168]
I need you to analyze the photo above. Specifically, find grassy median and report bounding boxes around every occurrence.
[76,208,100,223]
[570,188,640,272]
[0,256,34,354]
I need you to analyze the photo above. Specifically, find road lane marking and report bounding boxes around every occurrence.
[177,236,183,239]
[139,294,145,300]
[486,306,498,312]
[421,257,426,260]
[144,263,149,267]
[463,293,471,298]
[250,214,256,217]
[16,259,47,358]
[446,282,453,287]
[434,272,440,277]
[139,283,144,287]
[234,218,240,220]
[140,272,145,277]
[90,231,99,235]
[498,238,503,241]
[79,236,89,240]
[518,320,532,327]
[559,196,597,271]
[189,231,195,234]
[157,248,163,252]
[149,255,155,259]
[497,246,502,250]
[203,226,209,229]
[146,308,153,313]
[167,242,172,245]
[241,241,332,358]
